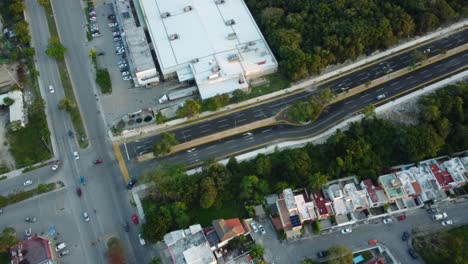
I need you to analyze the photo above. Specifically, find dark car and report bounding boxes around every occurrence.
[123,222,130,232]
[127,178,137,189]
[427,208,439,214]
[408,249,418,259]
[76,187,82,197]
[316,251,328,258]
[97,52,105,56]
[108,14,116,20]
[68,130,73,138]
[402,231,410,241]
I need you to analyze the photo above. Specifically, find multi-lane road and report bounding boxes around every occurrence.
[122,29,468,160]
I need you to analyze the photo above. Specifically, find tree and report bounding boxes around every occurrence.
[38,0,50,7]
[240,175,268,202]
[149,258,161,264]
[249,243,265,258]
[177,99,201,118]
[171,201,190,228]
[316,88,335,105]
[13,21,31,45]
[58,98,74,112]
[228,235,246,250]
[0,227,18,253]
[328,245,353,264]
[307,172,328,192]
[106,237,126,264]
[153,132,179,156]
[361,104,376,118]
[284,149,312,183]
[256,154,271,177]
[45,37,67,59]
[2,97,15,106]
[199,177,217,209]
[9,0,25,16]
[142,204,173,242]
[155,112,167,124]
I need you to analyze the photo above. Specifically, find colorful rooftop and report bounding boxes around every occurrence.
[378,173,406,199]
[429,163,454,189]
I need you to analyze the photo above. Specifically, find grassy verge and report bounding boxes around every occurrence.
[42,0,88,148]
[247,73,291,99]
[84,7,93,41]
[413,225,468,263]
[0,183,56,208]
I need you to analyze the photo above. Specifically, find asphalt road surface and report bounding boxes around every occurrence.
[123,29,468,159]
[127,51,468,176]
[254,199,468,264]
[18,0,154,263]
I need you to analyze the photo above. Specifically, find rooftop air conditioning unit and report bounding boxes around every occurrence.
[169,34,179,40]
[184,5,193,12]
[248,41,256,46]
[227,54,239,62]
[227,33,237,40]
[161,12,171,18]
[192,58,199,63]
[215,0,225,4]
[211,65,220,72]
[225,19,235,26]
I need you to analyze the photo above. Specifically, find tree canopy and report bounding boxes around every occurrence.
[45,37,67,59]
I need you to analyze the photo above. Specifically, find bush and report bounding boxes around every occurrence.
[96,68,112,94]
[45,37,66,59]
[2,97,14,106]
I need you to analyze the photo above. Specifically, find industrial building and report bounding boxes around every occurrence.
[137,0,278,99]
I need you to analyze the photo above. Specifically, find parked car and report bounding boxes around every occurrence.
[73,151,80,160]
[97,52,105,56]
[122,71,130,76]
[89,11,96,16]
[116,50,125,55]
[76,187,82,197]
[441,220,453,226]
[108,14,116,20]
[83,212,90,222]
[123,76,131,81]
[397,215,406,221]
[341,228,352,234]
[68,130,73,137]
[408,249,418,259]
[250,222,258,233]
[89,13,96,18]
[108,23,118,27]
[259,225,266,235]
[118,60,127,65]
[118,63,127,68]
[55,242,66,252]
[92,32,101,38]
[316,251,328,258]
[139,234,146,246]
[25,227,32,238]
[131,214,139,225]
[94,159,103,164]
[23,180,33,186]
[112,31,121,37]
[113,36,122,42]
[383,218,393,224]
[432,212,448,220]
[59,249,70,257]
[427,208,439,214]
[126,178,137,189]
[52,160,61,171]
[401,231,410,241]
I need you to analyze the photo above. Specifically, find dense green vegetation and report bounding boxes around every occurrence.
[0,183,55,208]
[45,36,66,59]
[96,68,112,94]
[286,88,334,123]
[153,132,179,156]
[143,81,467,242]
[246,0,467,80]
[0,227,18,253]
[413,225,468,264]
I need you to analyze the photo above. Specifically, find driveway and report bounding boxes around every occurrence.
[255,199,468,264]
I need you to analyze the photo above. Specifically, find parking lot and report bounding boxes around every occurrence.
[1,190,87,263]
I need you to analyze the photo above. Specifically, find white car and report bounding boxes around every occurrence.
[92,32,101,38]
[121,71,130,76]
[383,218,393,224]
[118,63,127,68]
[138,233,146,246]
[112,31,120,36]
[376,94,386,100]
[123,76,131,81]
[441,220,453,226]
[259,225,266,235]
[341,228,352,234]
[23,180,33,186]
[108,23,118,27]
[73,151,79,160]
[83,212,90,222]
[51,160,61,171]
[49,85,55,93]
[250,222,258,233]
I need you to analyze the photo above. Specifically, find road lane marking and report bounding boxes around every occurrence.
[181,129,191,133]
[217,119,228,123]
[199,123,210,128]
[254,113,264,118]
[360,94,369,98]
[406,76,414,80]
[200,129,211,134]
[113,143,130,183]
[123,143,130,160]
[377,88,384,91]
[262,129,272,133]
[344,101,353,105]
[391,81,400,86]
[236,113,245,117]
[219,123,229,128]
[237,119,246,123]
[206,145,216,149]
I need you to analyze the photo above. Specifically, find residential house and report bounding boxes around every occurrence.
[395,170,423,209]
[410,165,446,202]
[342,182,370,211]
[360,179,387,208]
[441,158,467,188]
[378,173,406,203]
[312,191,333,219]
[212,218,246,248]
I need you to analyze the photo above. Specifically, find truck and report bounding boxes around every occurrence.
[432,212,448,220]
[158,86,198,104]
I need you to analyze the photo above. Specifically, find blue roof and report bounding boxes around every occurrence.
[353,255,364,264]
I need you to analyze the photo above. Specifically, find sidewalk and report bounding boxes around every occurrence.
[112,20,468,142]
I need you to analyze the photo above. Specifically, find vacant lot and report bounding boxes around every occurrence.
[413,225,468,264]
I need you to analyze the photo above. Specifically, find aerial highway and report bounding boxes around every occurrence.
[126,50,468,176]
[122,29,468,160]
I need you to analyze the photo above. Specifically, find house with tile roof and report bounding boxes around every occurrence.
[212,218,246,246]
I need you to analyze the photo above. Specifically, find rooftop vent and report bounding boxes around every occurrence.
[211,65,220,72]
[192,58,199,63]
[184,5,193,12]
[227,54,239,62]
[161,12,171,18]
[215,0,225,4]
[225,19,235,26]
[169,34,179,41]
[227,33,237,40]
[248,41,256,46]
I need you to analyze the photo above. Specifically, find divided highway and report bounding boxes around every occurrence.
[127,50,468,176]
[122,29,468,159]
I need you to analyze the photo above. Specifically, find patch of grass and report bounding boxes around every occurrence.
[413,225,468,264]
[96,68,112,94]
[0,183,56,208]
[247,73,290,99]
[42,1,88,148]
[189,195,247,226]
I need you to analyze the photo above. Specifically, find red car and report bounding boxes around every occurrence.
[368,239,378,245]
[398,215,407,221]
[94,159,103,164]
[131,214,139,225]
[76,187,82,197]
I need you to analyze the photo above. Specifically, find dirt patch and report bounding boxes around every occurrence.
[376,97,421,125]
[0,112,16,170]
